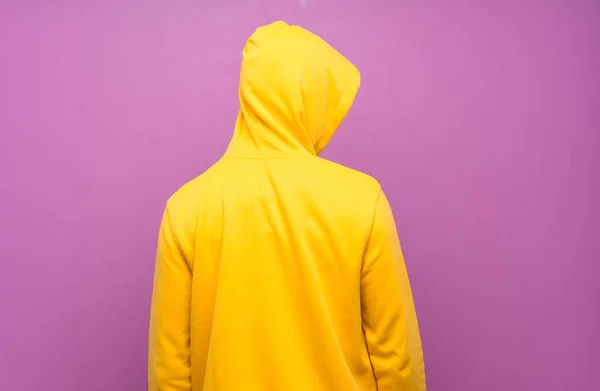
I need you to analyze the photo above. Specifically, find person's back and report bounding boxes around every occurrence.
[149,21,425,391]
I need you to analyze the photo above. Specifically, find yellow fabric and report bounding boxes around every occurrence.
[149,21,425,391]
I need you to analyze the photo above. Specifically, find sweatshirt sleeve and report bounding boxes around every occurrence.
[149,206,192,391]
[361,189,426,391]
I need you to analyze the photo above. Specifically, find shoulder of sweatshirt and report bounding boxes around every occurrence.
[163,157,383,233]
[314,156,381,190]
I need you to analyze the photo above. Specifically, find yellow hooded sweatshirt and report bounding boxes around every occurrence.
[149,21,425,391]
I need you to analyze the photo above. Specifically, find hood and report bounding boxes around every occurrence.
[225,21,361,157]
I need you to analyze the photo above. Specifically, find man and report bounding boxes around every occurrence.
[149,21,425,391]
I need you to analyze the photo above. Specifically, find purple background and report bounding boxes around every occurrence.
[1,1,598,390]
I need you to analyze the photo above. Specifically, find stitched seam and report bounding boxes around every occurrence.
[360,186,382,273]
[164,204,191,272]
